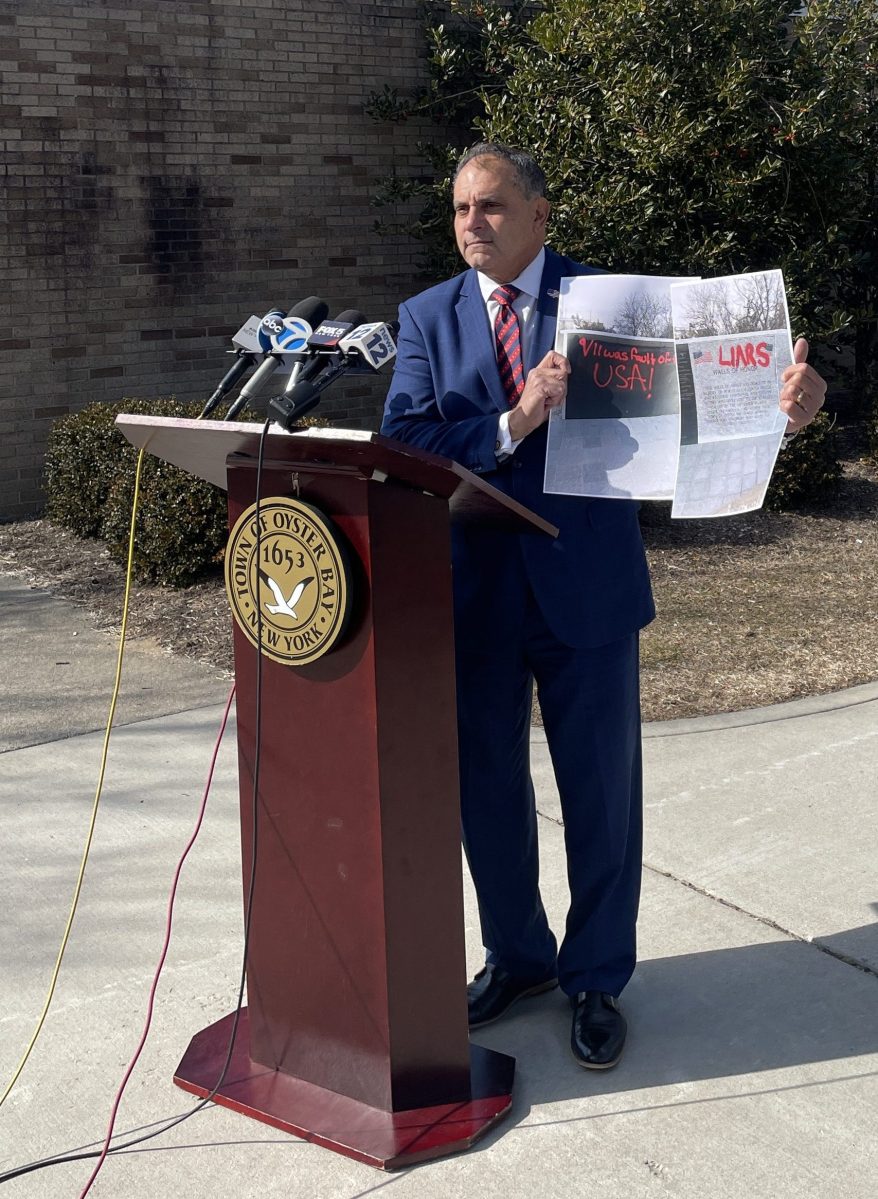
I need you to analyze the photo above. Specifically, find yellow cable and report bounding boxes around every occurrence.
[0,447,146,1108]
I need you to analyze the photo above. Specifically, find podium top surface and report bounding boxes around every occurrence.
[115,415,558,536]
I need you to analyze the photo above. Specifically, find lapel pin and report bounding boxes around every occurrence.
[546,289,560,299]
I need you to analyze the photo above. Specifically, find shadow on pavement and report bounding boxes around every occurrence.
[472,925,878,1108]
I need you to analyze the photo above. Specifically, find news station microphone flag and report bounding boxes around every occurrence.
[269,320,397,428]
[225,296,329,419]
[283,308,366,394]
[199,306,287,419]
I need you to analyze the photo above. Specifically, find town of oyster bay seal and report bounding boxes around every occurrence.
[225,496,351,666]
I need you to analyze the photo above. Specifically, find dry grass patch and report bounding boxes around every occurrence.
[640,445,878,719]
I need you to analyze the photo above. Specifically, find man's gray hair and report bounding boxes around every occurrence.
[454,142,547,198]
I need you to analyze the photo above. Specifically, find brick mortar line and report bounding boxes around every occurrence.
[535,806,878,981]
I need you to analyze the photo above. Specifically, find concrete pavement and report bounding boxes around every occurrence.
[1,572,876,1198]
[0,575,231,752]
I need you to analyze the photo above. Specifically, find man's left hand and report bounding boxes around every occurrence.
[780,338,827,434]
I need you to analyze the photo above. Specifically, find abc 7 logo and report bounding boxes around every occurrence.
[260,314,311,354]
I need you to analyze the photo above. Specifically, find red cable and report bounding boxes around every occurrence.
[78,683,236,1198]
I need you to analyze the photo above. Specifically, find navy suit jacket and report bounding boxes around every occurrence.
[381,247,655,650]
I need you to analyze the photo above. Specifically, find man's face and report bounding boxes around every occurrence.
[453,157,549,284]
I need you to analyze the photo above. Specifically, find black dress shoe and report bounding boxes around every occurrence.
[570,991,627,1069]
[467,964,558,1028]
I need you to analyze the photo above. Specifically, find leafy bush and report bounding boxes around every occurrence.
[100,453,229,588]
[46,398,228,585]
[45,402,124,539]
[100,459,229,586]
[863,363,878,462]
[46,399,329,585]
[376,0,878,402]
[764,412,842,510]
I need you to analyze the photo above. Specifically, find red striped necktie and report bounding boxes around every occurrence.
[491,284,524,405]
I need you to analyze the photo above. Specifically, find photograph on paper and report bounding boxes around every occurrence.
[544,274,695,500]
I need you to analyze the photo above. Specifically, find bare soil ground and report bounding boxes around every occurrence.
[1,428,876,722]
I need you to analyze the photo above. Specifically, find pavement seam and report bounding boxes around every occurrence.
[535,806,878,982]
[642,863,878,979]
[0,698,233,755]
[643,691,878,738]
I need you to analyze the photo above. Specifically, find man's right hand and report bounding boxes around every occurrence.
[507,350,571,442]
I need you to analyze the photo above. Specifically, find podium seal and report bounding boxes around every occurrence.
[225,496,352,666]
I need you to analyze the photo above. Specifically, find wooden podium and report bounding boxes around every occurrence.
[116,416,557,1169]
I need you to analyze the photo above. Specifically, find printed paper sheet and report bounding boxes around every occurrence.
[543,270,792,517]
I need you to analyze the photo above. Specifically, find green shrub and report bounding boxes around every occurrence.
[764,412,842,510]
[45,402,121,538]
[862,363,878,462]
[376,0,878,396]
[46,398,230,585]
[100,449,228,587]
[45,399,330,586]
[46,400,227,587]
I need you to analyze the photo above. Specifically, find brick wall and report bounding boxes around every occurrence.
[0,0,445,517]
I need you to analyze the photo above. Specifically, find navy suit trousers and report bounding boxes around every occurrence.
[455,567,643,998]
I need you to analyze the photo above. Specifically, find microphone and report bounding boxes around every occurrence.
[283,308,366,393]
[267,321,397,430]
[231,311,280,355]
[225,296,328,420]
[307,308,366,352]
[269,378,325,425]
[198,307,285,418]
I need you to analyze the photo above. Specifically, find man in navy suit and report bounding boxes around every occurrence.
[381,143,825,1067]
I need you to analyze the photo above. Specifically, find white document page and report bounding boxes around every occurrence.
[669,271,792,518]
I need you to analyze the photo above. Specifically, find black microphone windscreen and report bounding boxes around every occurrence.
[289,295,329,327]
[332,308,366,327]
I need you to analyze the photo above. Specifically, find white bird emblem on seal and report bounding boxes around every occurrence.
[260,571,315,618]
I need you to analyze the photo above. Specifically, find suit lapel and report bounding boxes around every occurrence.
[456,270,508,413]
[455,250,574,408]
[527,248,565,371]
